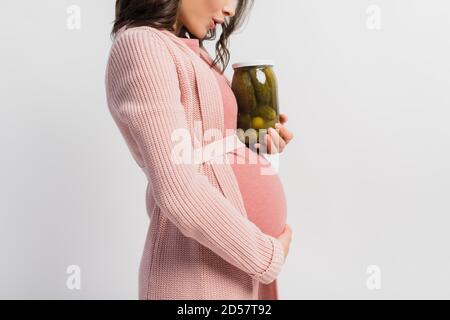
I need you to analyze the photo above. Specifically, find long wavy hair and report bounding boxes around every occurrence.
[111,0,254,74]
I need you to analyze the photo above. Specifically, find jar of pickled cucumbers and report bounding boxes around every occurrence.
[231,60,279,148]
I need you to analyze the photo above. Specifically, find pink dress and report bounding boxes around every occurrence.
[210,64,287,300]
[180,37,287,299]
[212,71,287,238]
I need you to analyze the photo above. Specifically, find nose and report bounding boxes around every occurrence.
[222,1,236,18]
[223,7,235,18]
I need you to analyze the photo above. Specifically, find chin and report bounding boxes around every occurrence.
[187,25,208,39]
[194,30,207,39]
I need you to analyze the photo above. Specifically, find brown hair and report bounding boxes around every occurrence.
[111,0,254,74]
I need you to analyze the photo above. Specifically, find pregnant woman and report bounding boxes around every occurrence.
[105,0,294,300]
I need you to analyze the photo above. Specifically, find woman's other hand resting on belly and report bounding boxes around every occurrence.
[277,224,293,260]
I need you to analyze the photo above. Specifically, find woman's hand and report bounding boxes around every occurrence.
[277,224,293,260]
[254,113,294,154]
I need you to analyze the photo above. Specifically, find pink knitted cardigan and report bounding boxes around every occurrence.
[105,25,286,299]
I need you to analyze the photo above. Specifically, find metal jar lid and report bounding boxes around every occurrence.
[232,60,275,69]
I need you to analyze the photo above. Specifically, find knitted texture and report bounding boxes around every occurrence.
[105,25,285,299]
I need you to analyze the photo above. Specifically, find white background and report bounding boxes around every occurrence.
[1,0,449,299]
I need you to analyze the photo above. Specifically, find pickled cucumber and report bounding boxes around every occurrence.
[264,118,277,130]
[236,112,251,130]
[251,116,265,130]
[249,68,272,105]
[262,67,279,112]
[232,64,280,145]
[237,128,259,146]
[253,105,277,121]
[231,71,257,113]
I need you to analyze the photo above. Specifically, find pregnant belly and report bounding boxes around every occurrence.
[227,148,287,238]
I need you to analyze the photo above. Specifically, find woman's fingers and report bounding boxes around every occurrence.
[277,224,293,259]
[267,127,286,153]
[275,123,294,145]
[254,128,287,153]
[284,224,292,237]
[252,119,293,153]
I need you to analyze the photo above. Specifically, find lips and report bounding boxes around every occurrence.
[213,18,224,25]
[208,18,225,30]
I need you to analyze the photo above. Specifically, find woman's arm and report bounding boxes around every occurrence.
[105,27,285,285]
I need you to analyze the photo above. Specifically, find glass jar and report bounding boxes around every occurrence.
[231,60,280,149]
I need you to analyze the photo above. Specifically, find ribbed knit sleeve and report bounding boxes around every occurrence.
[106,28,285,285]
